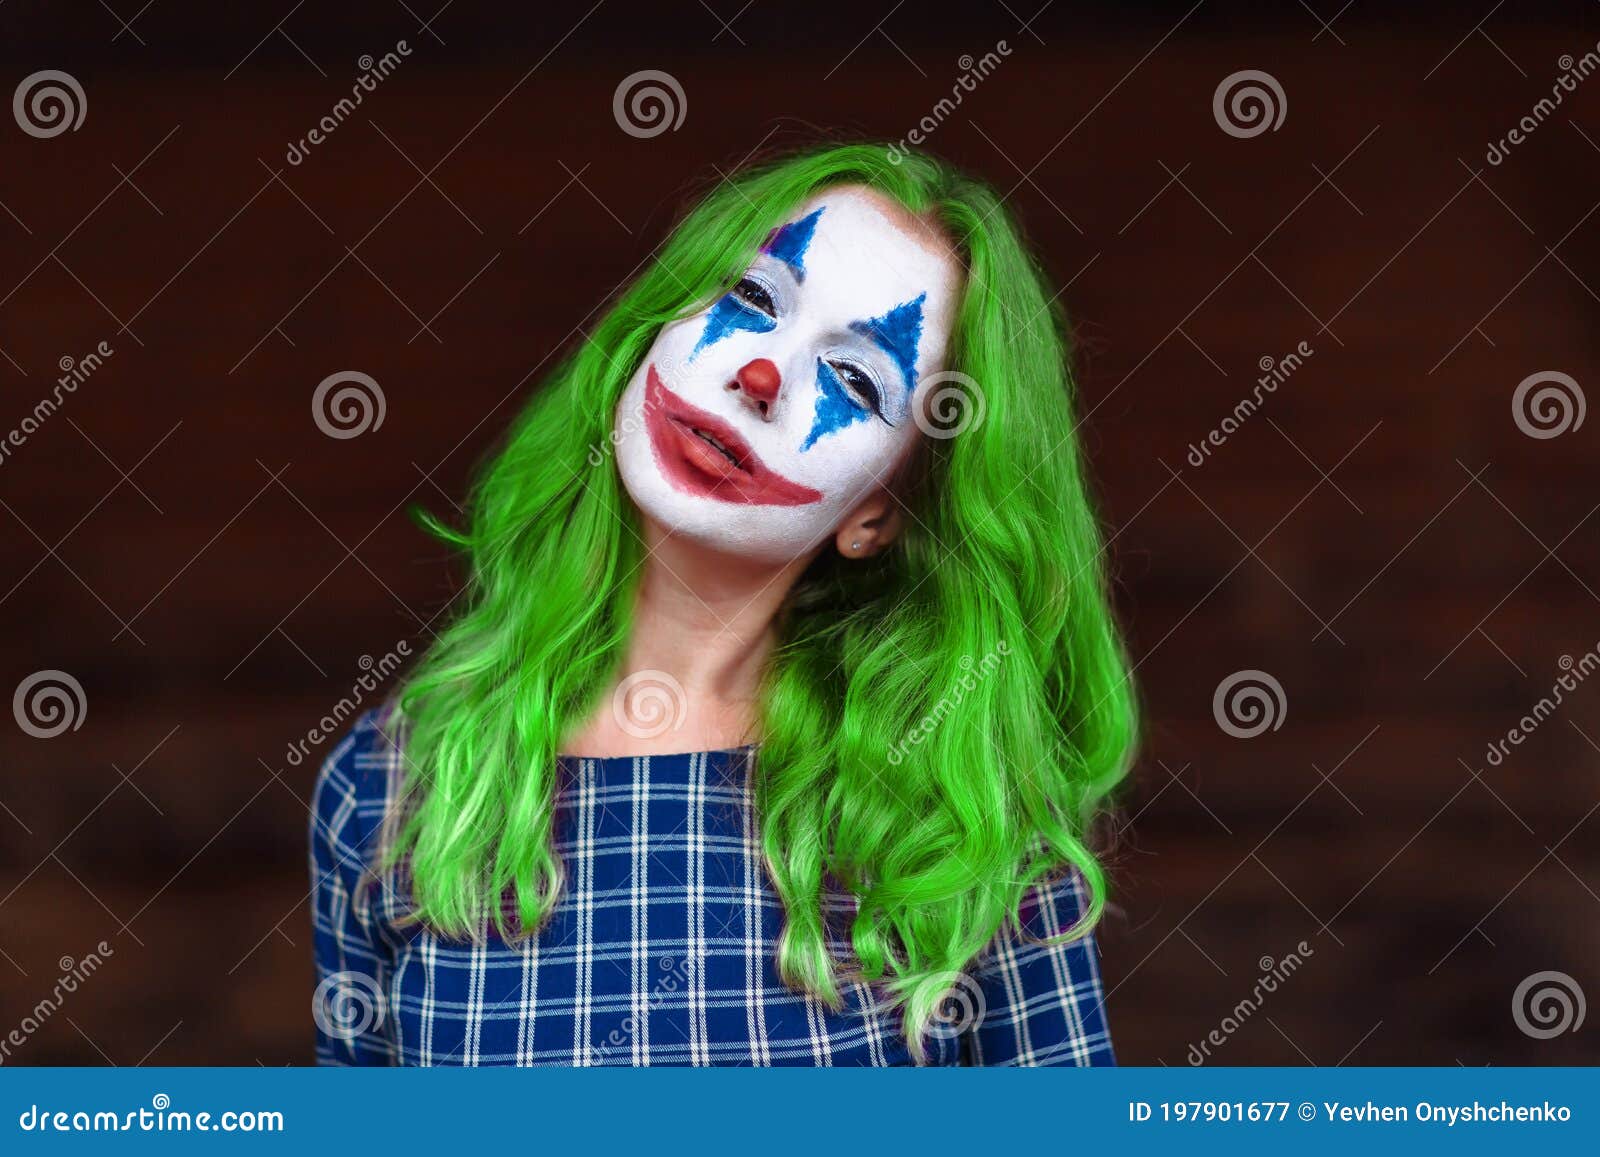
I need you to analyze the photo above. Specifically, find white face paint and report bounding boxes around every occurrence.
[613,186,962,563]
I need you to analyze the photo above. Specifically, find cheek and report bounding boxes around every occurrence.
[791,418,914,496]
[646,318,709,380]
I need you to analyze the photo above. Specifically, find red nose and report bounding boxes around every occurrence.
[735,358,782,411]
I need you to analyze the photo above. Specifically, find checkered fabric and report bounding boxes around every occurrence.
[310,707,1116,1066]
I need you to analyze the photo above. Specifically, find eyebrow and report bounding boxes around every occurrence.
[849,293,926,393]
[760,207,824,281]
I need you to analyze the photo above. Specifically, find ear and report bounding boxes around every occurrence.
[834,488,904,559]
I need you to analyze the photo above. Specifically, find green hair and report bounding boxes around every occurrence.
[385,141,1138,1058]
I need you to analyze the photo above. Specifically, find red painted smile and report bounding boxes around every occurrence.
[643,365,823,507]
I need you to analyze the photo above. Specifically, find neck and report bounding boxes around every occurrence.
[561,517,818,756]
[627,518,813,701]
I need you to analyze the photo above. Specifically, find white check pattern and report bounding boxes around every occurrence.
[310,707,1116,1066]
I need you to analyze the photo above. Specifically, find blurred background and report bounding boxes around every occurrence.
[0,0,1596,1065]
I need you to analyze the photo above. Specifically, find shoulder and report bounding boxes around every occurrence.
[971,866,1097,973]
[308,705,405,865]
[1014,866,1093,939]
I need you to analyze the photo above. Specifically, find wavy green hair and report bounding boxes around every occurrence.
[385,142,1138,1057]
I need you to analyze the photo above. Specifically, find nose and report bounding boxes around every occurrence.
[731,357,782,417]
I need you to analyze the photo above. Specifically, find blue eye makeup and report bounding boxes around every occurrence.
[849,293,925,394]
[690,205,825,361]
[760,207,824,281]
[801,358,879,451]
[798,292,927,452]
[690,275,778,359]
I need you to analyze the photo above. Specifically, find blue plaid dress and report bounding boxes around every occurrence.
[309,707,1115,1066]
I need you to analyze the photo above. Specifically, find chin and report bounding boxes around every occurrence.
[614,450,826,567]
[631,485,834,565]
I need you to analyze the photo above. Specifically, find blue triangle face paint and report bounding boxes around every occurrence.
[761,208,824,281]
[849,292,925,393]
[690,292,776,359]
[689,208,822,361]
[801,358,873,451]
[800,293,929,452]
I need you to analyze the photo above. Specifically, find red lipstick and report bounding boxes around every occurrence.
[643,365,822,507]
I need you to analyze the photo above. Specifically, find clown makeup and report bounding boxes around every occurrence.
[614,187,963,563]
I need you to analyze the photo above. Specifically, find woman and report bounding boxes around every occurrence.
[310,142,1138,1066]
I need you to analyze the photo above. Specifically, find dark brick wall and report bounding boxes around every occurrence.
[0,2,1595,1064]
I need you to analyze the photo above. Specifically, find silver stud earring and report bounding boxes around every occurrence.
[850,541,861,552]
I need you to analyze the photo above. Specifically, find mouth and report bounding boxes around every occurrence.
[643,365,822,507]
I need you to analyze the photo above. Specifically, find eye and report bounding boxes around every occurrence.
[730,275,776,317]
[828,359,888,422]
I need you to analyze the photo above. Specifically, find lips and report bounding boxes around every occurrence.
[643,365,822,506]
